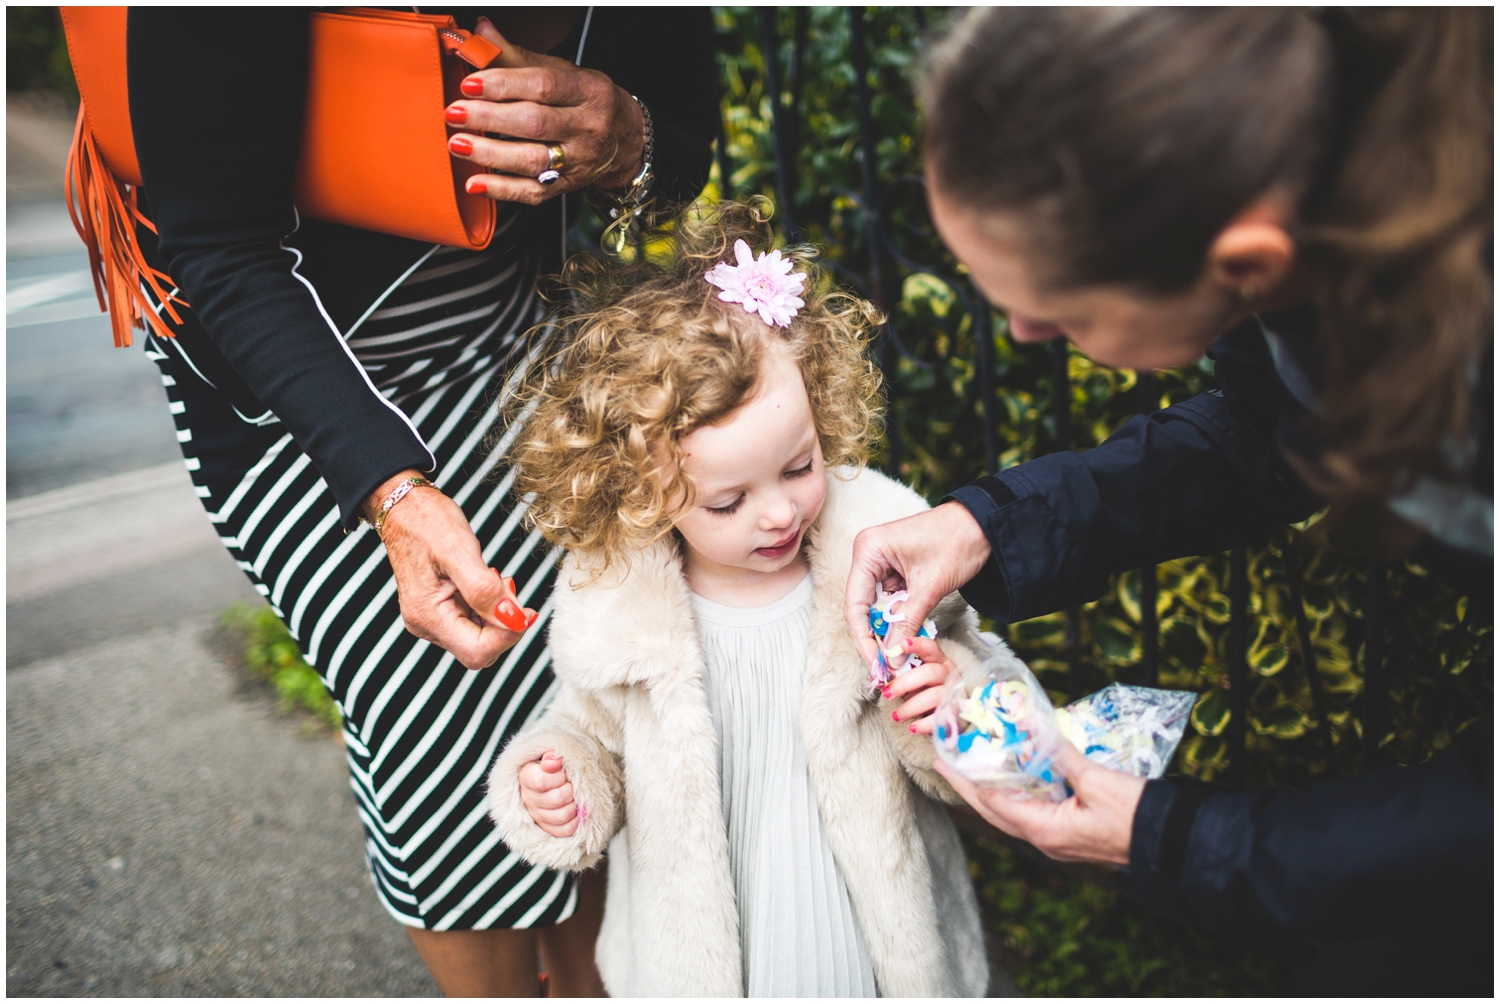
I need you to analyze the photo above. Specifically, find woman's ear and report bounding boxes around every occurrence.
[1206,195,1297,305]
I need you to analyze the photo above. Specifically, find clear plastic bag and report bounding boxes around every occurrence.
[931,647,1070,799]
[1054,683,1197,781]
[932,646,1197,801]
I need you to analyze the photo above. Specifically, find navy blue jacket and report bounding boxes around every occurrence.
[948,316,1493,946]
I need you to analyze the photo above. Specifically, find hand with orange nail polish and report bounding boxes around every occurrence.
[443,16,646,207]
[368,469,530,670]
[492,571,539,634]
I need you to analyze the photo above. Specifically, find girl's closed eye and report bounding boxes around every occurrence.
[785,458,815,479]
[706,494,744,517]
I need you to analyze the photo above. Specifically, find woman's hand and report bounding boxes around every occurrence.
[845,502,993,668]
[445,17,644,206]
[519,751,580,838]
[371,470,537,670]
[882,636,955,735]
[934,743,1144,867]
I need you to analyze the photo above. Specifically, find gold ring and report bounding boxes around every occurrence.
[545,143,565,172]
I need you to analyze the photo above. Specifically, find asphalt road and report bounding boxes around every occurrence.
[6,218,440,995]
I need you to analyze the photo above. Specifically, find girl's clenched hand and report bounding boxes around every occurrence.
[881,636,954,735]
[519,751,581,838]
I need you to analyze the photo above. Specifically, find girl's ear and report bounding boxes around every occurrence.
[1206,194,1297,305]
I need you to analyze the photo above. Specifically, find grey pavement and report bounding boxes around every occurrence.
[7,106,440,995]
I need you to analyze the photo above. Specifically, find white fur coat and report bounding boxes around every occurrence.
[488,467,997,997]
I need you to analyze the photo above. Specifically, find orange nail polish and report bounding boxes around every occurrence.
[448,135,473,156]
[444,105,467,124]
[495,597,527,632]
[524,609,539,629]
[460,77,484,96]
[502,577,516,596]
[465,177,486,195]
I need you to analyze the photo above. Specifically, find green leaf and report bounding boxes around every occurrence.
[1250,643,1290,677]
[1191,688,1231,737]
[1161,616,1208,669]
[1091,617,1140,666]
[1011,614,1066,647]
[1301,585,1337,622]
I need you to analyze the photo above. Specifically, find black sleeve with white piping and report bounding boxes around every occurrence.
[127,8,439,529]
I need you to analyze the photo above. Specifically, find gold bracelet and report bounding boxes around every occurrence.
[365,476,438,540]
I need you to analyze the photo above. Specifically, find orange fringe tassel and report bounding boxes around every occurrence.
[65,102,188,347]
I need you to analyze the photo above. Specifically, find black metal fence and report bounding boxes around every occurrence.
[731,6,1392,786]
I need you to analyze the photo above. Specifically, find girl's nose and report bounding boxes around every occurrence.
[761,495,797,531]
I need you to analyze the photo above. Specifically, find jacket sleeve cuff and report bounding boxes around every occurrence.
[945,452,1112,623]
[487,722,623,872]
[1128,776,1216,908]
[333,437,437,532]
[943,475,1024,622]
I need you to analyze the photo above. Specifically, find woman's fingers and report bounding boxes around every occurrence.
[933,748,1142,867]
[456,66,592,109]
[444,18,644,203]
[446,98,565,143]
[448,133,560,179]
[463,172,554,207]
[934,759,1055,840]
[428,600,521,669]
[844,529,898,668]
[844,502,994,665]
[378,482,529,669]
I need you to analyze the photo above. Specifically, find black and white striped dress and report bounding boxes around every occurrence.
[145,209,575,930]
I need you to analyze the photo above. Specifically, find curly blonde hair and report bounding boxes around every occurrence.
[502,201,885,571]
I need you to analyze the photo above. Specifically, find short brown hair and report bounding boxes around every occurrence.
[503,201,884,570]
[923,8,1492,508]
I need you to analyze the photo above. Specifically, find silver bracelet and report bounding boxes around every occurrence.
[604,94,655,220]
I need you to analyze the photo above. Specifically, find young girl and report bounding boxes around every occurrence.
[487,204,1001,997]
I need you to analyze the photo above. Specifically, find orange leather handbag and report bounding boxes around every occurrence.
[59,7,503,347]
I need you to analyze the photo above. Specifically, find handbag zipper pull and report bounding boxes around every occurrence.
[439,27,502,69]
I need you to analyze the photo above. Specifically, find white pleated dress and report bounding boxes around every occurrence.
[691,575,880,998]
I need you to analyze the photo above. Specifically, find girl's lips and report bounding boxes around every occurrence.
[755,529,801,559]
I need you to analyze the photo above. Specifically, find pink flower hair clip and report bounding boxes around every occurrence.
[705,239,807,328]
